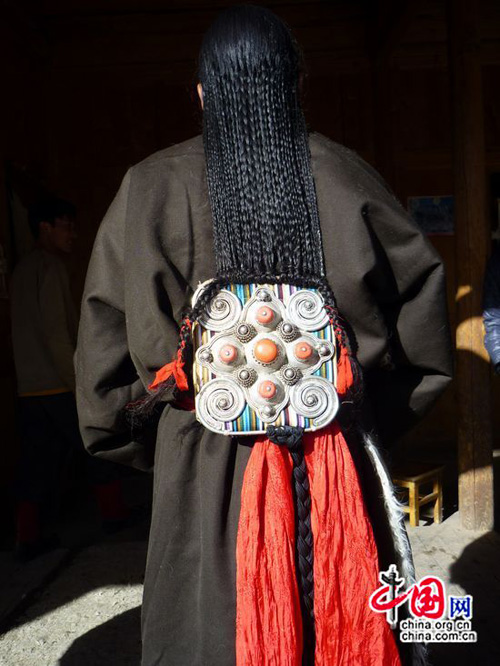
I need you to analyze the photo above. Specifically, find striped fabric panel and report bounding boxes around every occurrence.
[194,283,336,434]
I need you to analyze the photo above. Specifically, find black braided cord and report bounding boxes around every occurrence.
[267,425,315,666]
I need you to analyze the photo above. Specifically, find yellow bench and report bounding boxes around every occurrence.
[392,462,444,527]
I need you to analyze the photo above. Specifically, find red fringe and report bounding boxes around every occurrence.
[148,320,192,392]
[336,345,354,396]
[235,424,402,665]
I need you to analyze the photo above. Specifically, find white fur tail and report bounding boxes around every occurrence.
[364,434,430,666]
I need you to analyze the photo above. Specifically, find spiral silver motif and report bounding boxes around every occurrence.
[196,379,245,432]
[198,290,242,331]
[287,290,329,331]
[305,394,318,407]
[290,377,339,428]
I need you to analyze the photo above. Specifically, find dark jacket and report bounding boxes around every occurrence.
[75,132,453,666]
[11,247,78,394]
[483,248,500,369]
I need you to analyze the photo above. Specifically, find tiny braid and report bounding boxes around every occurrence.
[267,425,315,665]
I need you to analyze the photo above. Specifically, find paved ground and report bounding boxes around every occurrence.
[1,509,498,666]
[0,538,145,666]
[1,447,499,666]
[0,474,151,666]
[407,512,500,665]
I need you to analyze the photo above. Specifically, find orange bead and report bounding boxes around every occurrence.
[219,344,238,364]
[254,338,278,364]
[258,380,277,399]
[294,341,313,361]
[256,306,275,325]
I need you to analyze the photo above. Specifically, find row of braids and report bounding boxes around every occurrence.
[202,56,324,279]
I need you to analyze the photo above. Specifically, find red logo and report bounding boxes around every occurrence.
[369,565,446,626]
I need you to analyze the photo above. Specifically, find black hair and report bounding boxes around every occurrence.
[193,6,361,360]
[197,13,346,653]
[127,20,363,622]
[198,4,325,281]
[28,197,76,239]
[127,4,363,418]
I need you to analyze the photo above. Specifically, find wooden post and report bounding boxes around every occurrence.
[447,0,494,530]
[434,473,443,525]
[408,484,419,528]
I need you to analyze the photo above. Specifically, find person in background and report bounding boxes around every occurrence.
[483,243,500,373]
[10,198,128,561]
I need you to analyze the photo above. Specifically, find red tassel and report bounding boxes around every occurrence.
[336,345,354,396]
[149,319,192,392]
[149,348,189,391]
[235,424,402,665]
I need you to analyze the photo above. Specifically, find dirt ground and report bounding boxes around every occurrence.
[0,507,499,665]
[0,539,145,666]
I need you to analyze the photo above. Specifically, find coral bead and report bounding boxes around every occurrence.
[256,306,275,325]
[258,380,277,399]
[219,344,238,364]
[254,338,278,364]
[294,341,313,361]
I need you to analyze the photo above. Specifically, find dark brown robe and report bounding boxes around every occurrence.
[75,132,453,666]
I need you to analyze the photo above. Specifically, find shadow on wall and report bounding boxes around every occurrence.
[59,606,141,666]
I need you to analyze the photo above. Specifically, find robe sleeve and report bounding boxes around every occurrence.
[360,191,454,445]
[75,170,156,471]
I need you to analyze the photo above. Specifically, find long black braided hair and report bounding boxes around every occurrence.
[199,4,324,281]
[126,9,363,662]
[127,4,362,416]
